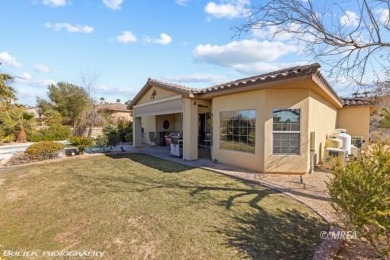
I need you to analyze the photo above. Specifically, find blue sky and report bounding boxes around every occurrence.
[0,0,388,105]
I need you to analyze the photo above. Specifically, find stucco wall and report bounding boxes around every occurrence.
[212,87,312,173]
[142,116,156,144]
[156,114,178,132]
[138,86,179,105]
[212,90,263,171]
[308,90,338,164]
[337,106,371,144]
[263,89,310,174]
[109,111,132,123]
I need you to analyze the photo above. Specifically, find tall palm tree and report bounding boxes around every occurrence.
[0,107,36,142]
[0,73,16,109]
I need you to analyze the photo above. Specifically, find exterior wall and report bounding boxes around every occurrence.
[308,90,338,164]
[337,106,371,144]
[263,89,310,174]
[212,90,265,172]
[156,114,177,132]
[212,87,311,173]
[182,98,199,160]
[142,116,156,144]
[109,111,132,123]
[137,86,179,105]
[174,113,182,130]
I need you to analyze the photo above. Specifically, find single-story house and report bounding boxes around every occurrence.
[96,103,132,124]
[129,63,372,174]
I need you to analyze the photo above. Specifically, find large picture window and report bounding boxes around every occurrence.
[220,110,256,153]
[273,109,300,155]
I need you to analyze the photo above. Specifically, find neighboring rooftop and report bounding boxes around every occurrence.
[96,103,130,111]
[341,97,374,106]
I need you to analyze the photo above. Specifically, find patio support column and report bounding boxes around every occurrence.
[133,116,142,147]
[182,98,198,160]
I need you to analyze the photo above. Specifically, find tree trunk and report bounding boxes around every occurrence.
[88,122,94,138]
[16,128,27,143]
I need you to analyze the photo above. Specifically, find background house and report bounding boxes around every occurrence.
[96,103,132,124]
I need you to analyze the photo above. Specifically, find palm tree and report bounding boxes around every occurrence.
[0,107,36,142]
[69,136,93,155]
[0,73,16,109]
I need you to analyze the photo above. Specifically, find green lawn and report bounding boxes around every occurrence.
[0,154,327,259]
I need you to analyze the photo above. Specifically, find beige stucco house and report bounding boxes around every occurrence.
[129,63,372,174]
[96,103,132,124]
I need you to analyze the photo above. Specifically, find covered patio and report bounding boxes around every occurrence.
[131,79,212,161]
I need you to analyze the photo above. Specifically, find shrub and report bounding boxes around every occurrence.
[28,125,71,142]
[103,125,120,148]
[95,135,108,150]
[327,143,390,258]
[26,141,64,161]
[118,121,132,143]
[69,136,93,155]
[125,132,133,143]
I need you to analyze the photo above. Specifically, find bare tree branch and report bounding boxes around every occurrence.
[238,0,390,85]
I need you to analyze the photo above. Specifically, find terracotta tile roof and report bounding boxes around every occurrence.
[195,63,321,93]
[341,98,373,106]
[147,78,197,94]
[129,63,343,108]
[96,103,130,111]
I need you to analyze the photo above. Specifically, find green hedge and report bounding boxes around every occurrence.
[28,125,71,142]
[26,141,64,161]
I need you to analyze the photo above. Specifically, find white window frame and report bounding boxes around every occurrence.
[272,109,301,155]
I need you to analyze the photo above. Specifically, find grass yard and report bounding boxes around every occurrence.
[0,154,327,259]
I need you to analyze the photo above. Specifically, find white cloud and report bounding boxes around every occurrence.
[340,10,359,27]
[165,74,226,84]
[230,61,308,74]
[175,0,189,6]
[102,0,124,10]
[42,0,67,7]
[0,52,21,68]
[95,84,137,96]
[375,8,390,25]
[116,31,137,44]
[193,39,299,74]
[145,33,173,45]
[15,76,56,88]
[205,0,250,19]
[45,22,94,33]
[154,33,172,45]
[17,72,32,80]
[194,39,297,64]
[34,64,51,73]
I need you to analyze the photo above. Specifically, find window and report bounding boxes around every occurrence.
[273,109,300,155]
[220,110,256,153]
